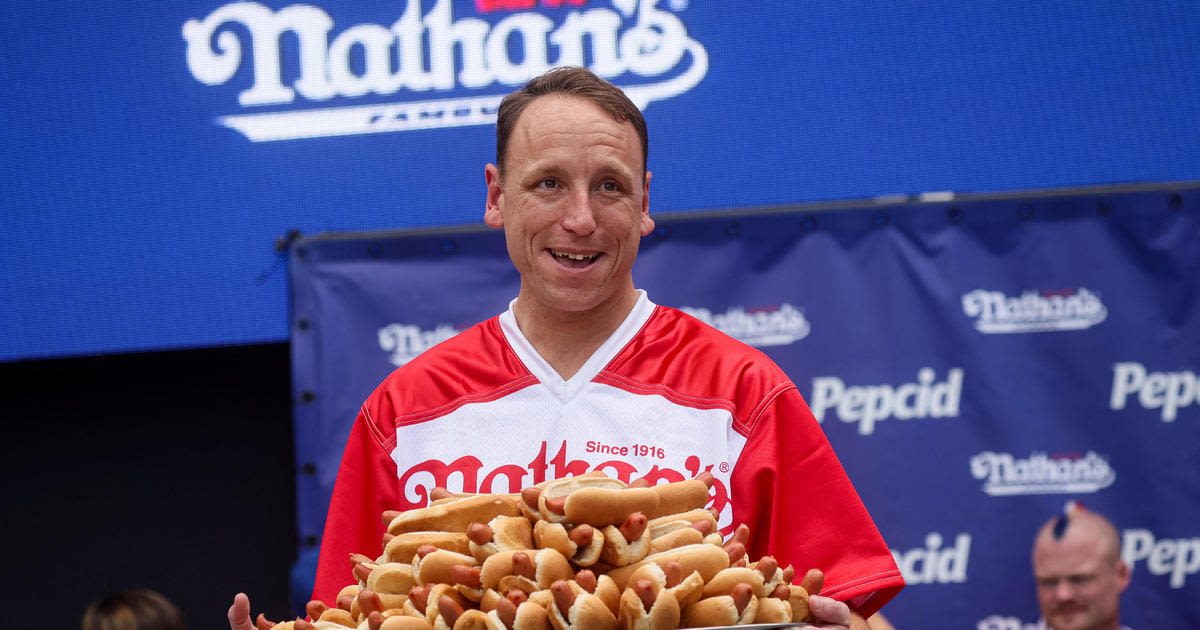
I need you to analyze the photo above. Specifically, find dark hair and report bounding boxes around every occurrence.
[495,66,648,176]
[82,590,187,630]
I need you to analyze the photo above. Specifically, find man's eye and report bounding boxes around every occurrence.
[538,178,557,189]
[599,181,620,192]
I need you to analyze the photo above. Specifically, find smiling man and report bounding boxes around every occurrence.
[1032,504,1131,630]
[230,67,903,630]
[483,84,654,380]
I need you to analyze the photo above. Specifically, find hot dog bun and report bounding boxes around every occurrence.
[389,494,522,535]
[605,544,730,591]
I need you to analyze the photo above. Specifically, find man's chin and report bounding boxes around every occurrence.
[1046,610,1088,630]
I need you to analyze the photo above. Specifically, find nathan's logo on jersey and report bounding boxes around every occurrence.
[961,287,1107,334]
[182,0,709,141]
[808,368,963,436]
[681,304,811,348]
[1110,361,1198,422]
[969,451,1115,496]
[1122,528,1200,588]
[890,532,971,585]
[395,440,731,517]
[975,616,1046,630]
[378,322,464,366]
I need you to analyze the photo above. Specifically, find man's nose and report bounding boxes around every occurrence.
[561,189,597,235]
[1053,580,1076,601]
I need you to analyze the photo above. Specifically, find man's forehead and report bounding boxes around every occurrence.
[507,97,642,168]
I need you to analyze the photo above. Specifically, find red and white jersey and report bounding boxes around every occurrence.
[314,292,904,616]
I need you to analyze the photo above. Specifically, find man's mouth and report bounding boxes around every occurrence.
[549,249,600,267]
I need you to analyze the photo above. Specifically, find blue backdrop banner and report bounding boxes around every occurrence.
[289,184,1200,629]
[5,1,1200,361]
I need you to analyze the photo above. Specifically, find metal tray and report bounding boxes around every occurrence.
[681,619,811,624]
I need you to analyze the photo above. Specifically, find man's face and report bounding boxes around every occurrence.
[484,95,653,319]
[1032,530,1130,630]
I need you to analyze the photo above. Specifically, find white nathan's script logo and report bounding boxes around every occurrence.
[962,288,1107,334]
[975,617,1047,630]
[182,0,709,141]
[379,323,463,366]
[969,451,1115,496]
[681,304,811,348]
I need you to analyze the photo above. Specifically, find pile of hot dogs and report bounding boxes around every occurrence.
[270,472,824,630]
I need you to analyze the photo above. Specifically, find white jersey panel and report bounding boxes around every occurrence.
[390,380,749,527]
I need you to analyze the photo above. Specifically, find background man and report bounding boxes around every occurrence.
[230,66,902,630]
[1032,503,1131,630]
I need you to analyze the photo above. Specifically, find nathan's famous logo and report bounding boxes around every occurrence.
[890,532,971,586]
[182,0,709,141]
[975,616,1047,630]
[681,304,811,348]
[379,322,465,366]
[961,287,1107,334]
[969,451,1115,496]
[1110,361,1198,422]
[396,440,730,516]
[809,368,963,436]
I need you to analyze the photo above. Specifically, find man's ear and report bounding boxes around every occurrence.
[484,163,504,228]
[1116,559,1132,591]
[639,170,655,236]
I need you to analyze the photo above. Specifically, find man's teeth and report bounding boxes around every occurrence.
[552,250,598,261]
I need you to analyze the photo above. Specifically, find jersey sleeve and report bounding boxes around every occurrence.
[730,385,905,618]
[311,393,399,606]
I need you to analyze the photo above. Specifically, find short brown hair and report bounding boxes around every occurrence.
[495,66,648,176]
[82,589,187,630]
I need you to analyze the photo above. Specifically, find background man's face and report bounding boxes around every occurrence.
[1033,525,1129,630]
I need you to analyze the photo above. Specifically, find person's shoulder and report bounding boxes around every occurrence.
[386,316,506,373]
[366,315,532,411]
[646,305,785,366]
[607,304,793,391]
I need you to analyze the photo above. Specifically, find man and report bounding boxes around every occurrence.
[230,66,903,629]
[1032,503,1131,630]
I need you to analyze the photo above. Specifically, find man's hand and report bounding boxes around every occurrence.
[807,595,870,630]
[227,593,254,630]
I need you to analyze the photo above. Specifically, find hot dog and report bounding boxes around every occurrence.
[386,532,473,564]
[373,614,436,630]
[617,578,681,630]
[364,561,422,597]
[604,543,730,591]
[531,521,605,567]
[468,516,534,563]
[547,580,618,630]
[642,473,714,520]
[700,567,768,599]
[415,548,480,588]
[536,476,660,528]
[599,512,651,567]
[480,549,573,594]
[389,494,522,536]
[305,470,854,629]
[679,583,757,628]
[618,561,705,611]
[751,596,793,624]
[488,596,551,630]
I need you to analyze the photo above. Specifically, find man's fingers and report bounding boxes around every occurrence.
[806,595,851,629]
[228,593,255,630]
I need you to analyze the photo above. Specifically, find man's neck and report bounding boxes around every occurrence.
[512,289,640,380]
